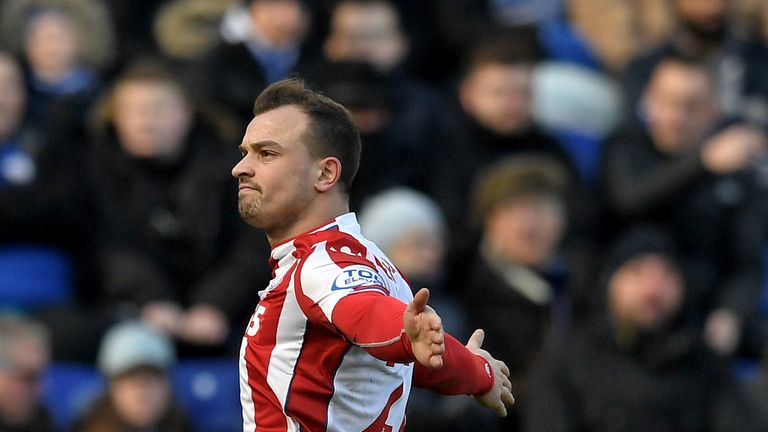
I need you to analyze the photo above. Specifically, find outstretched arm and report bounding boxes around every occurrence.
[331,288,514,416]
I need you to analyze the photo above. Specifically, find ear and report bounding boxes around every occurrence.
[315,156,342,193]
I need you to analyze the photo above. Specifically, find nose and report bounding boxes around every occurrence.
[231,156,253,179]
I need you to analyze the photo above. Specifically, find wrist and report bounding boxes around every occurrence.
[473,355,495,396]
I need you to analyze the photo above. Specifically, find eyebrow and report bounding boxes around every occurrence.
[239,140,283,154]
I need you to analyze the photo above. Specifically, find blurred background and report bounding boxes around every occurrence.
[1,0,768,430]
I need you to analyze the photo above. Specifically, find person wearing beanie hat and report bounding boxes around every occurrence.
[71,321,193,432]
[358,187,446,284]
[525,226,757,431]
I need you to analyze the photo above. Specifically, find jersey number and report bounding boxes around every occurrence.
[246,304,267,337]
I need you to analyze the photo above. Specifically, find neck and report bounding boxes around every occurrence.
[266,193,349,247]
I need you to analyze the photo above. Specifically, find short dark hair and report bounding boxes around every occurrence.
[462,30,541,78]
[253,78,361,192]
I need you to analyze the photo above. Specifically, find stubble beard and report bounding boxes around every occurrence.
[238,195,261,223]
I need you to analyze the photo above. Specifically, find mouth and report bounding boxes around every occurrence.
[238,183,259,192]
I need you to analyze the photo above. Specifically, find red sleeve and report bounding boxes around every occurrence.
[331,292,415,363]
[332,292,495,396]
[413,333,495,396]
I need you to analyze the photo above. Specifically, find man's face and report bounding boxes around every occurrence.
[324,2,408,73]
[644,62,716,154]
[484,194,566,268]
[460,63,532,135]
[24,11,79,78]
[674,0,728,39]
[608,255,684,331]
[232,105,318,233]
[112,80,193,159]
[0,339,48,425]
[0,55,25,140]
[249,0,309,48]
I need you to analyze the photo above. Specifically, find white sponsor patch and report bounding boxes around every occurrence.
[332,266,385,291]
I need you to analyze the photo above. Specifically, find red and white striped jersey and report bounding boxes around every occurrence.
[239,213,415,432]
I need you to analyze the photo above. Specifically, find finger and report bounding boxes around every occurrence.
[466,329,485,349]
[430,354,444,368]
[502,387,516,406]
[493,400,507,417]
[406,288,430,315]
[498,360,510,377]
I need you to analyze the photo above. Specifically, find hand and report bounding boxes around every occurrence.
[704,308,742,356]
[141,301,184,335]
[404,288,445,368]
[179,304,230,346]
[466,329,515,417]
[701,125,766,174]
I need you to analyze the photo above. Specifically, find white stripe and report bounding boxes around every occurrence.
[356,333,403,348]
[266,271,307,424]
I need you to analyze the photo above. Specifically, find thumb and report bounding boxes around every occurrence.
[466,329,485,349]
[407,288,430,315]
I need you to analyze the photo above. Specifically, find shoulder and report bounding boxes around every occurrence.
[294,230,388,294]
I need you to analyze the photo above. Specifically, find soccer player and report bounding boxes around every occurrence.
[232,78,514,431]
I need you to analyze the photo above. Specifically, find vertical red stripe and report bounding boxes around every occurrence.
[243,265,297,431]
[284,321,350,431]
[284,256,350,430]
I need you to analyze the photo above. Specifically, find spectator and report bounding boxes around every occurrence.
[624,0,768,126]
[321,1,454,206]
[358,187,460,334]
[455,155,572,430]
[601,55,767,356]
[433,37,576,245]
[0,50,93,315]
[87,60,270,355]
[72,320,193,432]
[525,228,757,432]
[323,0,410,75]
[1,0,114,130]
[0,314,53,432]
[189,0,318,125]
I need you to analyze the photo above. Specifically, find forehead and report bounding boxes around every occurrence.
[650,63,710,92]
[243,105,310,146]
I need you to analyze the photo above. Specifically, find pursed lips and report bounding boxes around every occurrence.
[238,183,260,192]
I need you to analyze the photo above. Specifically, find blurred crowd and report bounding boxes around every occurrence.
[2,0,768,431]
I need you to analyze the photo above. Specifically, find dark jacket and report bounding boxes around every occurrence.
[600,127,765,319]
[455,249,554,430]
[525,318,756,432]
[0,405,53,432]
[432,113,576,245]
[188,41,321,127]
[88,123,271,320]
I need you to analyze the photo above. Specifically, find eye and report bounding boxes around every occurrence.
[259,150,277,158]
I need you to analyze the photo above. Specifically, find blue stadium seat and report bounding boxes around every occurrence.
[0,245,73,312]
[171,358,242,432]
[42,362,104,432]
